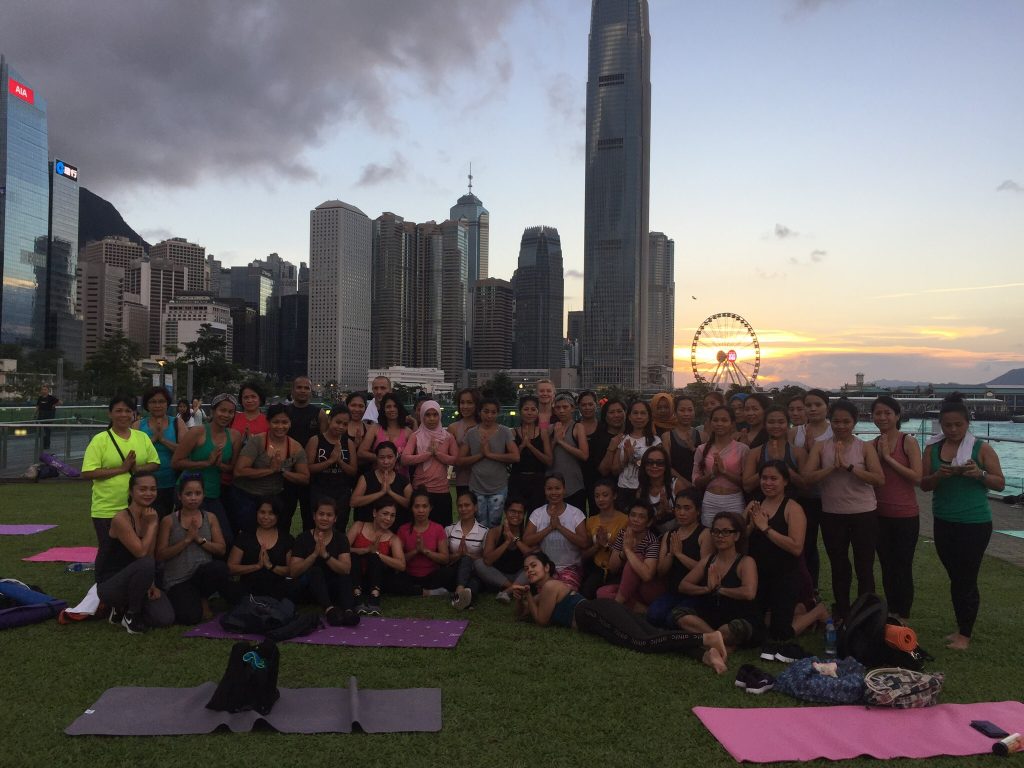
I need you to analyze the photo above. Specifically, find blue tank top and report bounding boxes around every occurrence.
[138,416,178,489]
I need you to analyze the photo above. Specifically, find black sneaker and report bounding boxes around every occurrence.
[355,602,369,616]
[340,608,360,627]
[367,595,382,616]
[108,606,124,626]
[775,642,810,663]
[734,664,758,690]
[760,642,779,662]
[744,668,775,695]
[121,611,147,635]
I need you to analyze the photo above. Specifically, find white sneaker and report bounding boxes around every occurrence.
[495,590,512,604]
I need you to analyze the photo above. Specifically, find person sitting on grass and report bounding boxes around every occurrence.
[391,488,452,598]
[674,512,762,650]
[227,496,294,600]
[512,551,728,674]
[95,471,174,634]
[744,461,808,663]
[155,474,232,625]
[289,499,359,627]
[646,489,710,628]
[580,478,629,598]
[351,441,412,527]
[597,502,665,612]
[476,497,531,602]
[347,499,406,615]
[444,490,487,610]
[524,472,589,590]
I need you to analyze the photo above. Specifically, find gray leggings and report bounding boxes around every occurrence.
[96,556,175,627]
[473,560,527,591]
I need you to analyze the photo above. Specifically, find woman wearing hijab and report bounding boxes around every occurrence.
[651,393,677,435]
[401,400,459,525]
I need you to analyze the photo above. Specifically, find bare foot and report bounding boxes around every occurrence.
[946,633,970,650]
[703,647,727,674]
[944,632,959,643]
[703,630,728,665]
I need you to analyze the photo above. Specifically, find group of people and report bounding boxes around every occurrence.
[80,376,1003,666]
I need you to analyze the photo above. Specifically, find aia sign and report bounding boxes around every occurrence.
[8,78,35,104]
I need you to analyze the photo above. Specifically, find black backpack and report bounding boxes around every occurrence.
[219,595,318,641]
[206,639,280,715]
[838,593,929,670]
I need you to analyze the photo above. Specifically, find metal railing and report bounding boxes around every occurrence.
[0,422,108,473]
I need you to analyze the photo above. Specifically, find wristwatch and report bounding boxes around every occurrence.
[199,537,208,546]
[846,464,854,472]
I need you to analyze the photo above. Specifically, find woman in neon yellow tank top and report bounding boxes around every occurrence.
[921,394,1004,650]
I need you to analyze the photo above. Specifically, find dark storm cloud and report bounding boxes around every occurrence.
[2,0,524,192]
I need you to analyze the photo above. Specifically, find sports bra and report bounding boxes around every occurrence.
[550,591,586,628]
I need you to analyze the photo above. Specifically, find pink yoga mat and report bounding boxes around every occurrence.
[185,616,468,648]
[23,546,97,563]
[694,700,1024,763]
[0,524,56,535]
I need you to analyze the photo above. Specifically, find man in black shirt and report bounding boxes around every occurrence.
[34,385,60,449]
[282,376,322,533]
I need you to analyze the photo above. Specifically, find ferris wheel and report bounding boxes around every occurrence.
[690,313,761,388]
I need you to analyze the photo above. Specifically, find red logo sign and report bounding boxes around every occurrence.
[8,78,34,104]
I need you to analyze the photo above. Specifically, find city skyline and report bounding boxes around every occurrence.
[4,1,1022,387]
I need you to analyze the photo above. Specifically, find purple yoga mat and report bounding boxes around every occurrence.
[23,546,97,562]
[694,700,1024,762]
[185,616,468,648]
[0,524,56,535]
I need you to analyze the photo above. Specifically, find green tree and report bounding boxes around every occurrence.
[81,332,145,399]
[773,384,807,407]
[174,324,242,398]
[597,384,641,404]
[480,371,518,404]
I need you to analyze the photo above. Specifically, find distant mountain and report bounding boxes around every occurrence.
[78,187,150,252]
[988,368,1024,385]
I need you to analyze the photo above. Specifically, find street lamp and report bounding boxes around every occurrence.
[157,357,167,390]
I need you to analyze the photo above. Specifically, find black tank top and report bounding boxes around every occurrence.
[669,428,702,480]
[95,512,142,584]
[700,553,750,616]
[758,441,799,473]
[747,498,798,576]
[311,432,352,493]
[665,524,705,588]
[512,429,547,475]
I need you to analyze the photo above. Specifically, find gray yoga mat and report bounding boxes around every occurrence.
[65,677,441,735]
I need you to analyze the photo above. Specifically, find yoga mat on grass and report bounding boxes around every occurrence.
[694,700,1024,763]
[996,530,1024,540]
[185,616,467,648]
[23,546,97,563]
[0,524,56,535]
[66,677,442,735]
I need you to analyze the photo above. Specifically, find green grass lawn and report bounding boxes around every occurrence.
[1,482,1020,767]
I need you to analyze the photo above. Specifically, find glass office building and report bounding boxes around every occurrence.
[1,55,50,349]
[47,159,82,366]
[582,0,651,389]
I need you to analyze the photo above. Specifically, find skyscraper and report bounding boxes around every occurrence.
[406,221,444,369]
[150,237,206,292]
[449,169,488,367]
[582,0,651,388]
[1,56,49,350]
[439,217,469,385]
[371,212,410,369]
[308,200,371,390]
[513,226,564,371]
[46,159,82,365]
[76,259,124,361]
[645,231,675,388]
[472,278,514,370]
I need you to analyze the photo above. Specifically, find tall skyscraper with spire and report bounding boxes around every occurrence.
[582,0,651,389]
[449,165,488,368]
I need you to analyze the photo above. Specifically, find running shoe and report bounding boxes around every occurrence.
[759,642,779,662]
[495,590,512,604]
[775,642,810,663]
[453,588,472,610]
[355,602,369,616]
[367,596,382,616]
[121,611,146,635]
[108,606,124,626]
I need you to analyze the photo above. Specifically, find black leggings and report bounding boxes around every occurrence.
[933,518,991,638]
[820,510,877,620]
[167,560,232,625]
[351,552,391,597]
[387,569,448,596]
[756,568,798,641]
[876,515,919,618]
[574,598,705,653]
[798,496,822,589]
[303,563,354,611]
[428,491,453,526]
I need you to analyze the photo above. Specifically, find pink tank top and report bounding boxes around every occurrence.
[375,427,410,477]
[694,440,748,494]
[874,433,919,518]
[820,438,876,514]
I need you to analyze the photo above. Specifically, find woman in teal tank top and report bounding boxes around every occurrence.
[921,395,1004,650]
[172,393,241,547]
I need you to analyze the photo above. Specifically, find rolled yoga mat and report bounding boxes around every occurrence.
[66,677,442,735]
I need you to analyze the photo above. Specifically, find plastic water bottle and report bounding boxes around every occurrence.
[824,619,837,656]
[64,562,95,573]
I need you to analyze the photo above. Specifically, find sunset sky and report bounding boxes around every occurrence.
[6,0,1022,387]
